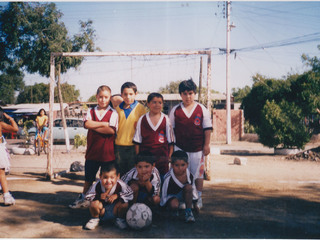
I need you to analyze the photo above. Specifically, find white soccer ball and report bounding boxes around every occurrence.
[126,203,152,230]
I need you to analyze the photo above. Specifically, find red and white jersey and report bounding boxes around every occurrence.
[121,166,161,197]
[133,112,175,174]
[169,102,212,152]
[84,106,118,162]
[85,179,133,203]
[133,112,175,153]
[160,168,198,206]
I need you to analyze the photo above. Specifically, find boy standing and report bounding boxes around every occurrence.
[69,85,118,209]
[84,163,133,230]
[160,150,198,223]
[169,79,212,210]
[121,151,161,208]
[115,82,147,176]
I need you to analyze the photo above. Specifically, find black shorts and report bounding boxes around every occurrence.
[85,160,115,182]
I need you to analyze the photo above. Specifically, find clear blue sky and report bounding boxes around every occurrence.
[15,1,320,101]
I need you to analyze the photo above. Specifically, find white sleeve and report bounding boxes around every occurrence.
[200,104,212,129]
[165,115,175,144]
[168,105,178,128]
[84,108,93,121]
[109,110,119,131]
[133,115,144,144]
[151,168,161,197]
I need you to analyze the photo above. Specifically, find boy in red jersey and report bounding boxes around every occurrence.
[69,85,119,209]
[133,92,175,178]
[168,79,212,210]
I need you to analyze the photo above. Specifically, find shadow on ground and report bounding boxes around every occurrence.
[1,179,320,238]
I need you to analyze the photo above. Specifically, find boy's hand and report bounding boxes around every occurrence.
[138,173,151,186]
[100,192,109,201]
[203,144,210,156]
[106,194,118,204]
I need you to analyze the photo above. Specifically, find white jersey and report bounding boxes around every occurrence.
[121,167,161,197]
[85,179,133,203]
[160,168,198,206]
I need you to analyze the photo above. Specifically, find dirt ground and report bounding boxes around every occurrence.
[1,142,320,238]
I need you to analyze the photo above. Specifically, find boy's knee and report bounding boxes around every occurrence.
[183,184,192,192]
[152,195,160,205]
[169,198,179,210]
[130,182,139,193]
[90,200,102,209]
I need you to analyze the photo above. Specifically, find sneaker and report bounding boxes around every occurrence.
[115,218,127,229]
[69,194,90,209]
[179,202,186,209]
[185,209,195,223]
[4,192,15,206]
[196,197,203,209]
[84,218,100,230]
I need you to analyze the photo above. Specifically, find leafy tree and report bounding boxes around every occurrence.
[17,82,80,103]
[0,2,99,102]
[17,83,49,103]
[0,73,24,104]
[257,100,310,149]
[302,44,320,73]
[158,80,182,94]
[241,74,291,127]
[232,85,251,103]
[87,95,97,102]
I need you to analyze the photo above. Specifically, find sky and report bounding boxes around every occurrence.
[10,1,320,101]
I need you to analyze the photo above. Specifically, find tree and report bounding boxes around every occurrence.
[302,44,320,73]
[0,73,24,104]
[232,85,251,103]
[257,100,310,149]
[17,83,49,103]
[0,2,99,102]
[17,82,80,103]
[158,80,182,94]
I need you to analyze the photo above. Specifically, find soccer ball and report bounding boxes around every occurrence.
[126,203,152,230]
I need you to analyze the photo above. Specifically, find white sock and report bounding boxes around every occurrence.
[198,191,202,198]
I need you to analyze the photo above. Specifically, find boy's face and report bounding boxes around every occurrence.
[100,169,119,190]
[172,159,188,177]
[136,161,153,178]
[96,90,111,109]
[121,88,136,106]
[147,97,163,114]
[180,90,195,106]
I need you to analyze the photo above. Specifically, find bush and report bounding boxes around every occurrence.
[257,100,311,149]
[74,134,87,149]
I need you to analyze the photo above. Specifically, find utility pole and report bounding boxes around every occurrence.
[226,0,233,144]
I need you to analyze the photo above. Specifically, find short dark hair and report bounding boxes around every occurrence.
[179,79,197,94]
[171,150,188,164]
[147,92,163,103]
[96,85,111,95]
[135,151,155,165]
[121,82,137,94]
[100,162,120,175]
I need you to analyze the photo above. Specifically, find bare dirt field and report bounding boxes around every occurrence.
[1,142,320,238]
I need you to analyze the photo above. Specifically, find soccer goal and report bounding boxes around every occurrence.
[47,50,212,180]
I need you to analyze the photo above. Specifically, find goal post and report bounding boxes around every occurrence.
[48,50,212,180]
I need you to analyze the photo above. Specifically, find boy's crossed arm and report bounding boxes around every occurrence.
[85,120,115,135]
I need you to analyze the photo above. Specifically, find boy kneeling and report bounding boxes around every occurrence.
[121,151,161,208]
[160,150,198,223]
[84,163,133,230]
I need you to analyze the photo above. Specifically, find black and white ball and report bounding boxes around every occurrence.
[126,203,152,230]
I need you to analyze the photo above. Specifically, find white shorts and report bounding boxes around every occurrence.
[174,146,205,179]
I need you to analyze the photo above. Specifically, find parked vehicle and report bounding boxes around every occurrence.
[52,118,87,143]
[22,118,87,144]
